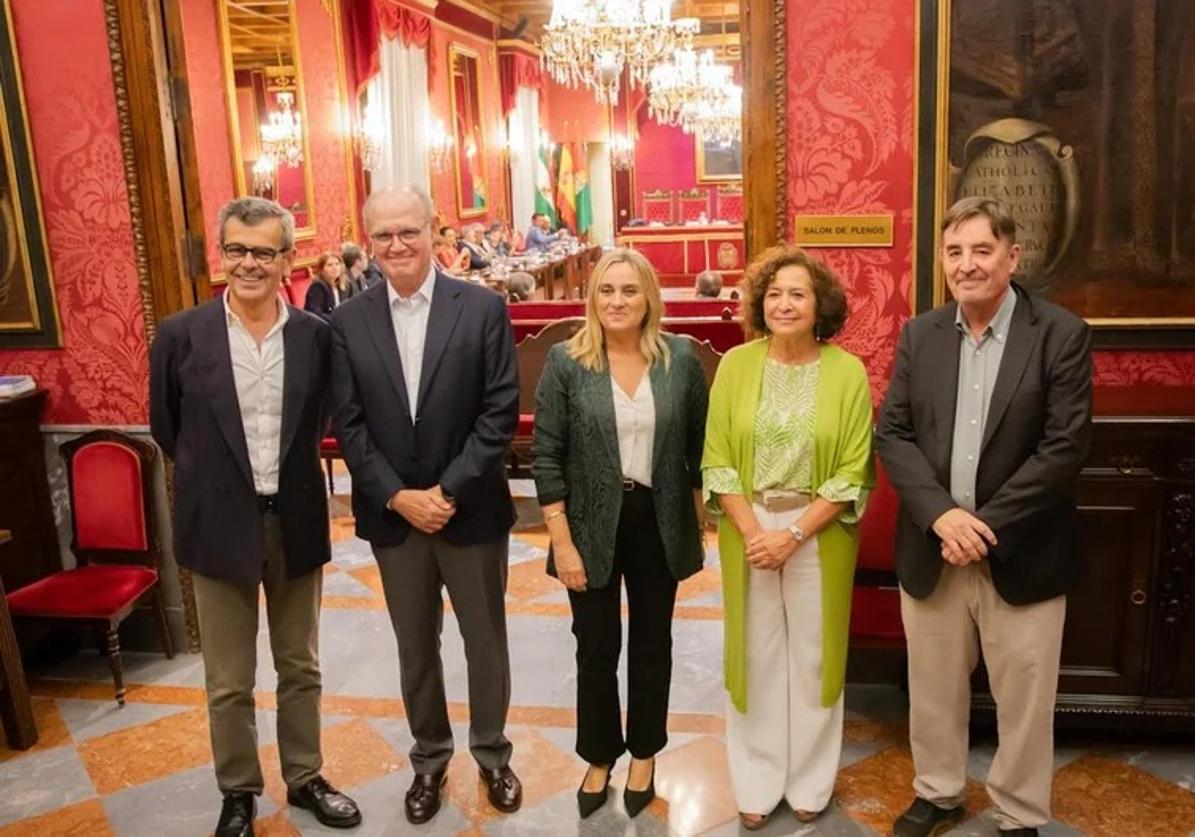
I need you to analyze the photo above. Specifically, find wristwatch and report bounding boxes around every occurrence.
[787,522,808,544]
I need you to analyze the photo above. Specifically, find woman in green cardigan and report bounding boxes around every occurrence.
[702,247,874,830]
[532,249,708,819]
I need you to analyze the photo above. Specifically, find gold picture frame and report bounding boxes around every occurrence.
[696,131,742,183]
[449,43,489,219]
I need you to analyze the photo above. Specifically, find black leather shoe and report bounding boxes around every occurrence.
[577,763,613,819]
[479,765,523,813]
[405,770,448,825]
[286,775,362,828]
[215,792,255,837]
[623,760,655,819]
[892,797,965,836]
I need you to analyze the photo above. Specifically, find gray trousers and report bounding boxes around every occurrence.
[192,514,323,794]
[374,531,512,775]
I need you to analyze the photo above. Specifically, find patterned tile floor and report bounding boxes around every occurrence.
[2,473,1193,835]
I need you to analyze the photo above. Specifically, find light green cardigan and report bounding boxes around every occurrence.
[702,339,875,712]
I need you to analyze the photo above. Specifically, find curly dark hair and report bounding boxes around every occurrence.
[739,246,848,340]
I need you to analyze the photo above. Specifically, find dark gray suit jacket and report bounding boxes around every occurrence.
[149,299,332,584]
[875,282,1093,605]
[330,272,518,546]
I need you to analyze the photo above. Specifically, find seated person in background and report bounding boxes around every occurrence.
[304,250,352,321]
[503,221,525,254]
[526,212,561,251]
[461,223,492,270]
[506,271,536,302]
[695,270,723,299]
[483,223,509,258]
[342,243,371,295]
[436,226,470,274]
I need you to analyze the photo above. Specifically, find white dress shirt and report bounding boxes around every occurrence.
[223,293,289,494]
[387,265,437,418]
[612,373,655,487]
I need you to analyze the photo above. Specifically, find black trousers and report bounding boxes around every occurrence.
[568,484,679,764]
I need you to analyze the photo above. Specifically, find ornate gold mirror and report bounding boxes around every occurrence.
[449,44,488,218]
[217,0,316,240]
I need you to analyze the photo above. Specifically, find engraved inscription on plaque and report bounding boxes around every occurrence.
[949,119,1079,291]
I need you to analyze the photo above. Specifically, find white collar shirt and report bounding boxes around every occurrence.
[386,264,437,418]
[612,372,656,487]
[222,293,289,494]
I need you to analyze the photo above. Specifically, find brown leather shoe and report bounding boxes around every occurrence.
[404,770,447,825]
[479,766,522,813]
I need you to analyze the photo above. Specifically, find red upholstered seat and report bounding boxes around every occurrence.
[678,189,711,222]
[517,414,535,438]
[71,442,148,551]
[857,461,898,571]
[320,436,341,457]
[641,190,674,224]
[7,565,158,620]
[849,586,904,642]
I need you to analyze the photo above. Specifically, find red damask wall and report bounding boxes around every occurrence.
[429,22,508,228]
[786,0,1195,413]
[0,0,147,425]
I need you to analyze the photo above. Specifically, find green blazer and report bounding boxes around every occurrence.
[532,333,709,588]
[702,339,874,712]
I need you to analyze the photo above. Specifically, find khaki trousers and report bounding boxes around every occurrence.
[192,514,323,795]
[901,561,1065,830]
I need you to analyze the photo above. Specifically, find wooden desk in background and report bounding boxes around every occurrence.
[0,529,37,749]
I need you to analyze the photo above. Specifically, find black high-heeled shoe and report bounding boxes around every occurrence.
[623,759,655,818]
[577,764,612,819]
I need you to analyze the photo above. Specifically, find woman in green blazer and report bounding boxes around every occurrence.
[702,247,874,829]
[532,248,708,819]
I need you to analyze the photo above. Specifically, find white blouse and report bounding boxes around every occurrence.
[612,374,656,487]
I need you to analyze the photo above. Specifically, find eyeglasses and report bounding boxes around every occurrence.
[370,227,427,248]
[221,244,288,264]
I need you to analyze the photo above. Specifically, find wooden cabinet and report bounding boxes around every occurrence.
[0,391,59,593]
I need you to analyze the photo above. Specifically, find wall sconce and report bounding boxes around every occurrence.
[428,118,454,174]
[610,133,634,171]
[356,100,383,173]
[252,154,277,193]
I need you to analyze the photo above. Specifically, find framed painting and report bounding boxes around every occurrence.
[449,44,488,218]
[696,132,742,183]
[0,0,59,348]
[914,0,1195,346]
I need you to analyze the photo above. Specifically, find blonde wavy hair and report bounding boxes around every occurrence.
[567,248,670,372]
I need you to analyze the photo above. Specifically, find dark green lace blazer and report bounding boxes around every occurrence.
[531,333,709,588]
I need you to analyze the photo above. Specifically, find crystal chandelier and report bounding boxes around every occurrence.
[260,91,303,168]
[647,48,732,127]
[540,0,698,105]
[252,154,276,194]
[356,100,383,173]
[679,82,742,146]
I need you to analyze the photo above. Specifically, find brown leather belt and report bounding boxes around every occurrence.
[750,490,811,513]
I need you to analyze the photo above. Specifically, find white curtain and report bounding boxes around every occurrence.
[587,142,614,245]
[368,38,430,194]
[507,86,539,233]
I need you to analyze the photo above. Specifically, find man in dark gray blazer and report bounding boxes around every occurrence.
[150,198,360,836]
[876,197,1092,837]
[330,187,521,825]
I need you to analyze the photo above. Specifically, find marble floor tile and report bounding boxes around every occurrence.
[54,697,190,743]
[30,649,206,689]
[0,697,71,762]
[1051,753,1195,836]
[101,762,279,837]
[320,569,378,598]
[0,743,97,826]
[700,802,872,836]
[942,809,1084,836]
[482,784,675,836]
[78,706,213,795]
[257,718,405,806]
[615,735,739,837]
[0,798,113,837]
[1123,746,1195,791]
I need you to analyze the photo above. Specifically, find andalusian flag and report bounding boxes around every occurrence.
[535,144,557,225]
[574,143,592,236]
[555,143,577,232]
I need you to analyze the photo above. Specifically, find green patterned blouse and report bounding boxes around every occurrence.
[705,357,867,523]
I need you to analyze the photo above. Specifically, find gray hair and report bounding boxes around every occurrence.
[217,197,294,251]
[507,271,536,302]
[695,269,723,298]
[362,186,435,228]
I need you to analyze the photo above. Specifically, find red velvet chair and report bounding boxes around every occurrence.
[641,189,674,224]
[6,430,174,705]
[321,436,342,494]
[678,189,711,222]
[849,459,905,647]
[716,185,744,223]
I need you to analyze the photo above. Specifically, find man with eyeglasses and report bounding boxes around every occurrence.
[150,197,362,837]
[330,187,522,825]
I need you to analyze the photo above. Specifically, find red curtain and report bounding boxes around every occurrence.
[344,0,433,96]
[498,49,542,117]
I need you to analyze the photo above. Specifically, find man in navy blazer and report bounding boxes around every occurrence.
[330,187,521,825]
[150,198,360,836]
